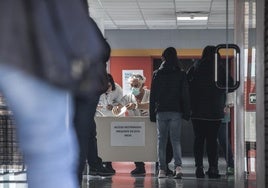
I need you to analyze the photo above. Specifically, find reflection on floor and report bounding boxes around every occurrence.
[85,174,235,188]
[0,158,257,188]
[81,157,256,188]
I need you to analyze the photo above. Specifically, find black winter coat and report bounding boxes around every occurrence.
[149,62,191,122]
[187,60,230,120]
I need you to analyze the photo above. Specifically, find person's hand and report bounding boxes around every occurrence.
[96,105,103,110]
[112,105,121,115]
[125,103,136,110]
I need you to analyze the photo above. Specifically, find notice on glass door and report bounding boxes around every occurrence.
[111,122,145,146]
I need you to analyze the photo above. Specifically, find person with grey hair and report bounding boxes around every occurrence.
[112,73,150,175]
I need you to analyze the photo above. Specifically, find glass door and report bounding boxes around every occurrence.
[242,0,257,182]
[233,0,263,186]
[212,0,259,185]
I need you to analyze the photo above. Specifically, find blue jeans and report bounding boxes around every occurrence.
[156,112,182,170]
[0,65,79,188]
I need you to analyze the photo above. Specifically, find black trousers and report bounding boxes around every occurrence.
[192,119,221,168]
[73,95,100,182]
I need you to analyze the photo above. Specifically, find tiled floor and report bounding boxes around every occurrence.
[0,158,256,188]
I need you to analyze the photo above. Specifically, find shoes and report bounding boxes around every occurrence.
[89,165,115,176]
[103,162,116,174]
[226,167,234,175]
[158,170,166,178]
[174,166,183,179]
[166,167,174,176]
[131,167,146,175]
[195,166,205,178]
[207,167,221,179]
[155,162,173,176]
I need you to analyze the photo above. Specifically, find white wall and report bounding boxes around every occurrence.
[105,29,234,49]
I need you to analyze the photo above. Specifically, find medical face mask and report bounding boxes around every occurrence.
[131,87,140,96]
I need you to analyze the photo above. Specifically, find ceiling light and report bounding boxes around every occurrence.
[177,16,208,21]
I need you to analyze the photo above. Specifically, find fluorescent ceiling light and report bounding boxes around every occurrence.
[177,16,208,21]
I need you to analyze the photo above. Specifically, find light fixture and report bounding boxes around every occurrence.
[176,11,209,21]
[177,16,208,21]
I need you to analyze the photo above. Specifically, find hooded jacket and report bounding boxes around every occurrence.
[150,47,191,122]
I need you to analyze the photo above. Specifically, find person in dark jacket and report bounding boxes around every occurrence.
[187,45,232,179]
[150,47,191,179]
[73,1,114,184]
[0,0,110,188]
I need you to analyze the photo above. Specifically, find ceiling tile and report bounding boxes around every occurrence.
[88,0,235,30]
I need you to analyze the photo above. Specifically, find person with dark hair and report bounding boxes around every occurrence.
[112,74,150,175]
[150,47,191,179]
[187,45,232,179]
[97,73,123,117]
[96,73,123,173]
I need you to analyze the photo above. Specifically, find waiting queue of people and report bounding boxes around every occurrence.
[92,45,234,180]
[0,0,234,186]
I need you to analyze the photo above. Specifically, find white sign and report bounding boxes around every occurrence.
[245,112,256,142]
[249,93,256,104]
[111,122,145,146]
[122,70,144,95]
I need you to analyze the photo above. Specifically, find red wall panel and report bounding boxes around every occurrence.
[244,79,256,111]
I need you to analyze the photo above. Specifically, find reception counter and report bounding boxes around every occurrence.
[95,116,157,162]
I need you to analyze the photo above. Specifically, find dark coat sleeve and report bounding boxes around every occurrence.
[149,72,157,122]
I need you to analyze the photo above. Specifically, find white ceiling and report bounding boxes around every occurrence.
[88,0,234,30]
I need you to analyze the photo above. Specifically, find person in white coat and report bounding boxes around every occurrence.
[96,74,123,117]
[112,74,150,175]
[96,73,123,173]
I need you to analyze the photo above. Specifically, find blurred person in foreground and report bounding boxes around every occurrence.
[112,74,150,175]
[0,1,110,188]
[150,47,191,179]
